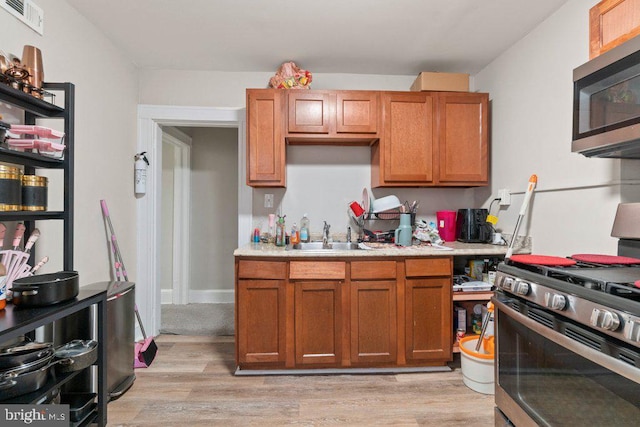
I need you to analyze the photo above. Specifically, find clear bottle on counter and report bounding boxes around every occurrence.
[275,215,286,247]
[300,213,310,242]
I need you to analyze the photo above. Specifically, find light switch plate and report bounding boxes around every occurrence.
[264,194,274,208]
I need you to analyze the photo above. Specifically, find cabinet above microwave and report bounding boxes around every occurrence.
[573,33,640,159]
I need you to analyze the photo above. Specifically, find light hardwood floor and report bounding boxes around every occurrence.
[106,335,495,426]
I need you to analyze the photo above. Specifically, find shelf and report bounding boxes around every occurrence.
[0,146,64,168]
[453,290,494,301]
[0,82,64,117]
[0,368,85,404]
[0,211,65,221]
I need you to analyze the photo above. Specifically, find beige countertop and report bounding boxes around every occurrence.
[234,238,531,258]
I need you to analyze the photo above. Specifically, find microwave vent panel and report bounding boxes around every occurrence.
[1,0,43,35]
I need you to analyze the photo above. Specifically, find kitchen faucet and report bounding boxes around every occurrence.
[347,226,351,243]
[323,221,331,247]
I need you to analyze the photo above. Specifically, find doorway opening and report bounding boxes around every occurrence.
[136,105,250,338]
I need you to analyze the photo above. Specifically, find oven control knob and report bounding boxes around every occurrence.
[502,277,515,291]
[624,321,640,342]
[515,281,530,296]
[590,308,620,331]
[544,292,566,310]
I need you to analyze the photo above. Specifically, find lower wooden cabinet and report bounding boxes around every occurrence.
[405,258,453,364]
[350,280,397,365]
[294,280,343,366]
[236,279,287,366]
[405,278,452,363]
[235,256,453,370]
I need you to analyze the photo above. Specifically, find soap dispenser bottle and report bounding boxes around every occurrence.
[300,213,310,242]
[275,215,286,247]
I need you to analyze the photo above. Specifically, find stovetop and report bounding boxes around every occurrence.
[506,259,640,301]
[496,259,640,348]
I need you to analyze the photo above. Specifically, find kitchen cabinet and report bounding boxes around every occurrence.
[290,261,345,367]
[246,88,488,188]
[372,91,488,187]
[372,92,435,185]
[350,261,397,365]
[286,90,379,144]
[437,92,488,185]
[589,0,640,59]
[404,258,452,363]
[246,89,286,187]
[236,260,287,368]
[235,255,459,371]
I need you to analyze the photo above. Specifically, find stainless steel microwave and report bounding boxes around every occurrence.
[573,34,640,158]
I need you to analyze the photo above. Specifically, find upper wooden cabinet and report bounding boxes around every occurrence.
[286,90,379,144]
[245,88,488,188]
[372,92,436,186]
[372,91,488,187]
[437,93,489,186]
[246,89,286,187]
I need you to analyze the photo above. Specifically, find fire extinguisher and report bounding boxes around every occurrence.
[134,152,149,195]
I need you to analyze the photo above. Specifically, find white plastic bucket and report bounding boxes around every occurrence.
[459,336,495,395]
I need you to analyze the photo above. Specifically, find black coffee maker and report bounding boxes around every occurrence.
[456,208,492,243]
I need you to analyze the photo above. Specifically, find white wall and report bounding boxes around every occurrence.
[189,127,238,298]
[0,1,138,283]
[474,0,640,256]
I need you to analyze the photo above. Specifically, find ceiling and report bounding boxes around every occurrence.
[65,0,571,76]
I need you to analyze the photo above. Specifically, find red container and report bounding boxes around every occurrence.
[436,210,457,241]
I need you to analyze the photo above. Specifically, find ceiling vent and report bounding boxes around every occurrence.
[1,0,43,35]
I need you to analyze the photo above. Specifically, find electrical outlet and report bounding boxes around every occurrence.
[264,194,274,208]
[498,189,511,206]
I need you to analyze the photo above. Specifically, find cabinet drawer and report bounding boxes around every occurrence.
[351,261,396,280]
[238,260,287,279]
[289,261,346,280]
[405,257,452,277]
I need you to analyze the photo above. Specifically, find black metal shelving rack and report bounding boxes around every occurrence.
[0,83,107,425]
[0,82,73,269]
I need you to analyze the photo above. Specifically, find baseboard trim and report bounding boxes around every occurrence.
[234,366,452,376]
[161,289,235,304]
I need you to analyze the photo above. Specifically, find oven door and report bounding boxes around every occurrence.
[494,295,640,427]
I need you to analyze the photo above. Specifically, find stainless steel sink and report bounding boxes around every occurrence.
[290,242,360,251]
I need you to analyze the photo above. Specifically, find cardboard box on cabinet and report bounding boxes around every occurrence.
[410,71,469,92]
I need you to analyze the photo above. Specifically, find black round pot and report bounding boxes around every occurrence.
[12,271,79,307]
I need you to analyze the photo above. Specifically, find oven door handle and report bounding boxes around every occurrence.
[493,297,640,384]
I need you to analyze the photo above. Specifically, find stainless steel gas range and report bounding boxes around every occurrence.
[493,205,640,426]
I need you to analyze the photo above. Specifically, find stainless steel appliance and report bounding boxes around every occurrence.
[573,33,640,158]
[493,219,640,426]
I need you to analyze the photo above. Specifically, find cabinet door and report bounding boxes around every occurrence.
[350,280,397,365]
[237,279,287,366]
[336,91,378,134]
[294,280,342,366]
[288,91,331,134]
[377,92,435,185]
[405,277,452,362]
[246,89,285,187]
[436,93,488,186]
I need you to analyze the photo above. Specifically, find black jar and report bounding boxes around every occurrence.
[21,175,47,211]
[0,165,22,211]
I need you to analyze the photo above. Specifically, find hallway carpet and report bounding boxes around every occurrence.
[160,303,234,336]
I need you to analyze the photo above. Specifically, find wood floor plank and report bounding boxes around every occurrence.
[107,335,495,426]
